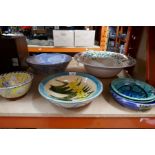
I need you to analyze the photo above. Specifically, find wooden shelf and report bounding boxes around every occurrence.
[28,45,102,53]
[28,26,109,53]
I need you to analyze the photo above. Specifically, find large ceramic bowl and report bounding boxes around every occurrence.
[111,78,155,102]
[0,72,33,99]
[26,53,72,74]
[74,50,136,78]
[110,88,155,111]
[38,72,103,108]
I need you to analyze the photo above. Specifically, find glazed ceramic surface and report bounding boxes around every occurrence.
[110,89,155,111]
[74,50,136,78]
[0,72,33,99]
[38,72,103,108]
[111,78,155,101]
[26,53,72,74]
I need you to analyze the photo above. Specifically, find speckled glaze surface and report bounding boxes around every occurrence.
[26,53,72,74]
[111,78,155,101]
[0,72,33,99]
[110,89,155,111]
[74,50,136,78]
[38,72,103,108]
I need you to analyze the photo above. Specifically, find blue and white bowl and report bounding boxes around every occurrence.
[38,72,103,108]
[26,53,72,74]
[110,88,155,111]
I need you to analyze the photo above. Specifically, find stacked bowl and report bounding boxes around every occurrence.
[110,78,155,111]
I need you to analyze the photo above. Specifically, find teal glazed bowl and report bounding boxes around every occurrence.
[110,88,155,111]
[38,72,103,108]
[111,78,155,102]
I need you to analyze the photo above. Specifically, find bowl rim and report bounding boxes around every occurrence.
[74,51,136,69]
[26,53,72,66]
[38,72,103,104]
[0,71,33,90]
[111,78,155,101]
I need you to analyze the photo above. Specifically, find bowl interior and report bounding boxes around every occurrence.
[26,53,72,65]
[39,72,103,103]
[75,51,136,69]
[111,78,155,101]
[110,86,155,104]
[0,72,32,88]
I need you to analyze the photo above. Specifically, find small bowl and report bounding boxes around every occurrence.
[111,78,155,101]
[26,53,72,74]
[74,51,136,78]
[110,88,155,111]
[0,72,33,99]
[38,72,103,108]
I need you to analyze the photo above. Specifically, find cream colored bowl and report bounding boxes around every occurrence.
[0,72,33,99]
[38,72,103,108]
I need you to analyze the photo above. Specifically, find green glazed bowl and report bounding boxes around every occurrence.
[111,78,155,101]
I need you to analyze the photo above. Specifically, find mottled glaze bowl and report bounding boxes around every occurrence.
[26,53,72,74]
[0,72,33,99]
[74,51,136,78]
[38,72,103,108]
[110,88,155,111]
[111,78,155,101]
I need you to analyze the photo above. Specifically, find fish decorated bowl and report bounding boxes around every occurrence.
[38,72,103,108]
[26,53,72,74]
[0,72,33,99]
[110,88,155,111]
[111,78,155,102]
[74,50,136,78]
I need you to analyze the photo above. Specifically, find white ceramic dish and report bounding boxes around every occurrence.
[74,50,136,78]
[38,72,103,108]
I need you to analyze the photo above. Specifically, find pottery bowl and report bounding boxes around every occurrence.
[111,78,155,102]
[74,50,136,78]
[0,72,33,99]
[26,53,72,74]
[38,72,103,108]
[110,88,155,111]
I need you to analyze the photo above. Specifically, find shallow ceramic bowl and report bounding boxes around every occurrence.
[26,53,72,74]
[110,88,155,111]
[0,72,33,99]
[38,72,103,108]
[111,78,155,101]
[74,51,136,78]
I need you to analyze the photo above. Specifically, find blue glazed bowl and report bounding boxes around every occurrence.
[111,78,155,101]
[26,53,72,74]
[38,72,103,108]
[110,88,155,111]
